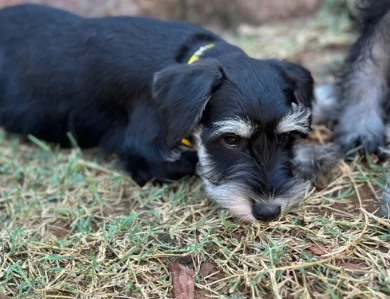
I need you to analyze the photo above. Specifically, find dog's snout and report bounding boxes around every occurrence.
[252,204,281,221]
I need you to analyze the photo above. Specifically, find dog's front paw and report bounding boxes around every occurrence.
[335,108,385,154]
[293,143,342,183]
[124,163,154,186]
[337,131,383,154]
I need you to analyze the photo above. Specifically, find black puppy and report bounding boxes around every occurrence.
[0,4,340,222]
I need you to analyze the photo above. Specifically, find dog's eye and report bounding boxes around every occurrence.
[223,135,240,147]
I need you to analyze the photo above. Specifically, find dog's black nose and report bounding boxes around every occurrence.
[252,204,281,221]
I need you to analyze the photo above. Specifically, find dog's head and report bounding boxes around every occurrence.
[153,56,314,222]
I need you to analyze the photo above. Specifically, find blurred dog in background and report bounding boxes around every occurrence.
[313,0,390,217]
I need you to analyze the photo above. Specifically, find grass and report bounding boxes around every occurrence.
[1,2,390,298]
[1,129,390,299]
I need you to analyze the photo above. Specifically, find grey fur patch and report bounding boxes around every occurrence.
[201,181,256,223]
[293,143,342,182]
[312,83,340,125]
[335,11,390,153]
[192,126,215,180]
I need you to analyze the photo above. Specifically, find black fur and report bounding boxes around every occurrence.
[358,0,390,26]
[153,60,224,147]
[0,4,316,221]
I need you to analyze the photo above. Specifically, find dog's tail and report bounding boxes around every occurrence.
[351,0,390,27]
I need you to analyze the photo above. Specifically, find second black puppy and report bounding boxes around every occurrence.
[0,4,339,222]
[312,0,390,217]
[314,0,390,154]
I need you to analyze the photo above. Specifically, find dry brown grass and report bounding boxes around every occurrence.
[1,2,390,298]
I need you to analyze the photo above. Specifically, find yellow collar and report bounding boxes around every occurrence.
[180,138,193,147]
[187,43,215,65]
[179,43,215,147]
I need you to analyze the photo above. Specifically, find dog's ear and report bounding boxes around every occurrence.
[273,60,314,108]
[153,61,224,148]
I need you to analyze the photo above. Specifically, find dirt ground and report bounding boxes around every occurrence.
[1,2,390,299]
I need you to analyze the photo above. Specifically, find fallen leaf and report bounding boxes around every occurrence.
[49,221,70,239]
[199,263,215,278]
[169,263,195,299]
[340,263,368,270]
[52,227,69,238]
[307,245,328,256]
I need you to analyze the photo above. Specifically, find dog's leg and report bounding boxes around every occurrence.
[121,150,198,186]
[335,10,390,154]
[116,103,199,186]
[312,83,341,126]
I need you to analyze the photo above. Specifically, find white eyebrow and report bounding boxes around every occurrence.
[211,117,257,138]
[276,106,311,134]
